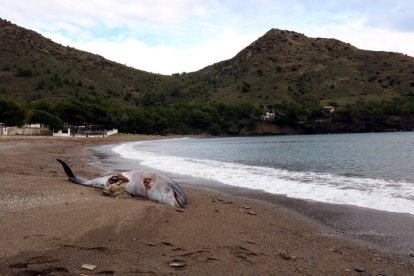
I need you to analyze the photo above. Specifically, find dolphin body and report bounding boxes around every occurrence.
[56,159,187,208]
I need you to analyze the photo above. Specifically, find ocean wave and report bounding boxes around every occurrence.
[113,141,414,215]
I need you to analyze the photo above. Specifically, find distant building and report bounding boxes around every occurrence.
[23,123,42,128]
[0,124,51,136]
[53,127,118,137]
[323,105,336,113]
[261,111,275,120]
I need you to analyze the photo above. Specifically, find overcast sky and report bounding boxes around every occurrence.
[1,0,413,75]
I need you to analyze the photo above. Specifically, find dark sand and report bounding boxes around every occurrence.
[0,136,413,275]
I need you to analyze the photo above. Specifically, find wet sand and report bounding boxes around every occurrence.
[92,141,414,257]
[0,136,413,275]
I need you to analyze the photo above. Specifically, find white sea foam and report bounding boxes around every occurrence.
[113,141,414,215]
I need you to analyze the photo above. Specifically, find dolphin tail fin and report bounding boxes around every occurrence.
[171,180,187,208]
[56,159,89,184]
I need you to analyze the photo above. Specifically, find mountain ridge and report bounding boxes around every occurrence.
[1,18,414,107]
[180,28,414,105]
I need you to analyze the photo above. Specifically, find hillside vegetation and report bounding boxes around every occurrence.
[0,19,175,105]
[179,29,414,105]
[1,18,414,134]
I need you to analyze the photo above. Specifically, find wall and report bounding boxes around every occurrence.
[4,127,52,136]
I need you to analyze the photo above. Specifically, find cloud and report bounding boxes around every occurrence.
[291,2,414,56]
[1,0,414,74]
[311,25,414,56]
[0,0,210,34]
[44,28,258,75]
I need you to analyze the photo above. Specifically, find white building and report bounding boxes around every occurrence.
[261,111,275,121]
[0,123,5,135]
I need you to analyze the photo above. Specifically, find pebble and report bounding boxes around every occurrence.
[354,267,365,273]
[169,262,186,268]
[280,253,294,260]
[148,242,155,246]
[81,264,96,271]
[247,210,256,215]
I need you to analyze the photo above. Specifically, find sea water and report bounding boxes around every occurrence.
[112,132,414,215]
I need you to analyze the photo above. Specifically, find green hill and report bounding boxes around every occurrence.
[178,29,414,106]
[0,18,176,106]
[2,19,414,106]
[1,18,414,134]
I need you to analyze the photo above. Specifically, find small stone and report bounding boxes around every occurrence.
[280,253,291,260]
[345,269,351,272]
[354,267,365,273]
[243,206,251,209]
[278,252,298,260]
[148,242,155,246]
[247,240,257,245]
[247,210,256,215]
[81,264,96,271]
[169,261,186,268]
[175,209,184,212]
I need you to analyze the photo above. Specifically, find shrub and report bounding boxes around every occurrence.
[16,68,32,77]
[0,98,26,126]
[241,82,251,93]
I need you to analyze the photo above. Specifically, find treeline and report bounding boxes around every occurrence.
[114,102,257,135]
[326,97,414,132]
[0,98,257,135]
[2,96,414,135]
[271,96,414,133]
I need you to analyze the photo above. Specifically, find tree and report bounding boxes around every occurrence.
[56,100,92,126]
[30,110,63,129]
[0,98,26,126]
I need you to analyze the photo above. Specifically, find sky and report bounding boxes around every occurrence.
[1,0,414,75]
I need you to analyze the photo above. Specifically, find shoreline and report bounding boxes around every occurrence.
[91,138,414,258]
[0,135,413,275]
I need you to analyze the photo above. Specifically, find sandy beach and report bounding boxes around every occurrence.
[0,136,413,275]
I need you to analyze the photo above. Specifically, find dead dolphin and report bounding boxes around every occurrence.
[56,159,187,208]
